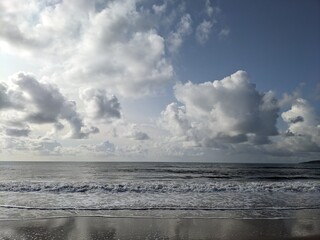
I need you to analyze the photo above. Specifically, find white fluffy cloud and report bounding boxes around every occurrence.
[160,103,191,140]
[0,0,229,99]
[279,98,320,153]
[69,27,173,96]
[161,73,320,158]
[0,0,175,97]
[161,71,279,148]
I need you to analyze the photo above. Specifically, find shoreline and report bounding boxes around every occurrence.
[0,216,319,239]
[1,214,320,221]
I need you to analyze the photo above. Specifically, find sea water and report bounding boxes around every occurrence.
[0,162,319,219]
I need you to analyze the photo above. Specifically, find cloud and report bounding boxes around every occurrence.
[0,0,230,99]
[279,91,301,107]
[65,140,148,158]
[1,72,100,139]
[152,3,167,15]
[167,13,192,53]
[79,140,116,155]
[12,72,67,124]
[232,97,320,157]
[160,76,320,158]
[127,131,150,141]
[0,1,47,52]
[80,88,121,122]
[0,0,175,97]
[219,28,230,38]
[0,136,62,156]
[31,138,62,156]
[196,20,213,44]
[53,122,64,133]
[0,83,13,109]
[95,141,115,153]
[0,83,24,109]
[282,99,318,133]
[112,120,151,141]
[314,83,320,100]
[161,71,279,148]
[160,103,191,140]
[117,144,149,156]
[0,119,30,137]
[279,98,320,152]
[4,125,31,137]
[196,0,224,44]
[61,0,174,97]
[205,0,214,17]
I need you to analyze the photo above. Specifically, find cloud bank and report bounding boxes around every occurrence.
[0,1,318,161]
[162,71,279,148]
[0,0,226,98]
[0,72,122,140]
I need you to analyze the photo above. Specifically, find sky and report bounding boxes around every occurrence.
[0,0,319,163]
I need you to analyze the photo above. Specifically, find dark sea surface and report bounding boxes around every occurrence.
[0,162,319,219]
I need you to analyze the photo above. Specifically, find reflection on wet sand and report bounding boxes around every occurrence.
[0,217,319,240]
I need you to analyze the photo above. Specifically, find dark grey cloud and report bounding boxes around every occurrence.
[130,131,150,141]
[0,83,11,109]
[5,127,31,137]
[2,72,99,139]
[287,116,304,124]
[53,122,64,132]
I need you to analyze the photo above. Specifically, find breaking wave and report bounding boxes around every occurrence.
[0,204,319,211]
[0,181,319,193]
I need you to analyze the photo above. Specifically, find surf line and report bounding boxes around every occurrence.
[0,205,320,211]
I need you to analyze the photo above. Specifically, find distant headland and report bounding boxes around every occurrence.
[300,160,320,164]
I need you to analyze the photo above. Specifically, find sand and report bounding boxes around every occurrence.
[0,216,319,240]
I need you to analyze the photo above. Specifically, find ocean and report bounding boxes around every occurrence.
[0,162,319,220]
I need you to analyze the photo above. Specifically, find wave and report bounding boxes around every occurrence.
[0,204,319,211]
[0,181,319,193]
[246,176,317,180]
[121,168,320,180]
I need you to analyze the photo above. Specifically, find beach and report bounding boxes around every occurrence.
[0,216,320,240]
[0,162,319,239]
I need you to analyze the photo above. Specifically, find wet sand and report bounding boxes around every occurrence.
[0,216,319,240]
